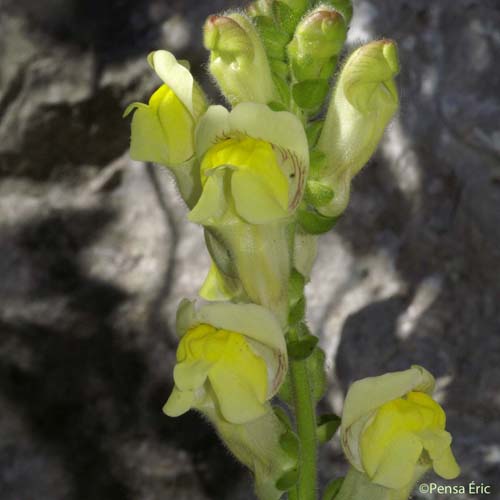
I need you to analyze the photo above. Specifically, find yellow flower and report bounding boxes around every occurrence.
[126,83,194,165]
[189,102,309,225]
[163,300,287,424]
[124,50,207,206]
[341,366,460,490]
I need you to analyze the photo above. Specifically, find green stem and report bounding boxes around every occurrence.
[288,325,318,500]
[288,486,299,500]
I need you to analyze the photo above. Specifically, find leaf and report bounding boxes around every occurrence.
[276,467,299,491]
[272,74,291,106]
[308,149,327,177]
[322,477,345,500]
[268,100,288,112]
[309,346,327,402]
[288,269,306,307]
[287,334,318,360]
[306,120,324,148]
[288,295,306,325]
[279,430,300,460]
[298,208,339,234]
[254,15,289,59]
[292,79,330,110]
[274,406,293,428]
[316,413,341,443]
[272,1,299,36]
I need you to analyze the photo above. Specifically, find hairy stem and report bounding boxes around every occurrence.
[288,325,318,500]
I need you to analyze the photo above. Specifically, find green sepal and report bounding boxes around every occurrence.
[279,429,300,460]
[288,295,306,325]
[309,345,327,402]
[268,100,289,112]
[322,477,345,500]
[273,74,291,106]
[309,149,327,177]
[306,120,324,148]
[292,79,330,110]
[273,1,300,36]
[296,321,313,339]
[287,334,318,360]
[288,268,306,307]
[247,0,272,17]
[270,59,289,80]
[276,427,299,490]
[276,467,299,491]
[254,16,289,59]
[274,406,293,428]
[298,207,339,234]
[316,413,341,443]
[320,0,353,23]
[280,0,310,17]
[292,57,338,82]
[305,180,334,206]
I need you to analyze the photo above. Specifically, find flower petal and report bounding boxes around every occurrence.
[209,361,268,424]
[126,103,169,164]
[231,169,289,224]
[163,387,196,417]
[369,432,423,489]
[419,428,460,480]
[173,360,212,391]
[195,105,231,159]
[195,302,286,353]
[342,365,435,432]
[148,50,198,116]
[188,168,229,224]
[229,102,309,169]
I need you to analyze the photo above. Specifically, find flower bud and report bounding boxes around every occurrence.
[247,0,273,17]
[339,366,460,498]
[248,0,309,20]
[281,0,310,15]
[288,7,347,82]
[204,13,280,105]
[321,0,353,24]
[316,40,399,216]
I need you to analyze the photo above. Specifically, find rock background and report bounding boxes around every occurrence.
[0,0,499,499]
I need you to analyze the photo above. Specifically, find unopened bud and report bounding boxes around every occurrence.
[288,7,347,82]
[204,13,279,105]
[316,40,400,217]
[321,0,353,24]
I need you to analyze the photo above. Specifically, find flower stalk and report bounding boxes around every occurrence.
[124,2,462,500]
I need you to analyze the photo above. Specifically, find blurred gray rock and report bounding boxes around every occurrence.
[0,1,499,499]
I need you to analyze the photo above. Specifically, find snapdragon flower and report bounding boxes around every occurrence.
[189,102,309,225]
[164,299,287,424]
[339,366,460,499]
[124,50,207,206]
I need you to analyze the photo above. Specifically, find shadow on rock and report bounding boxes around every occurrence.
[0,206,243,499]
